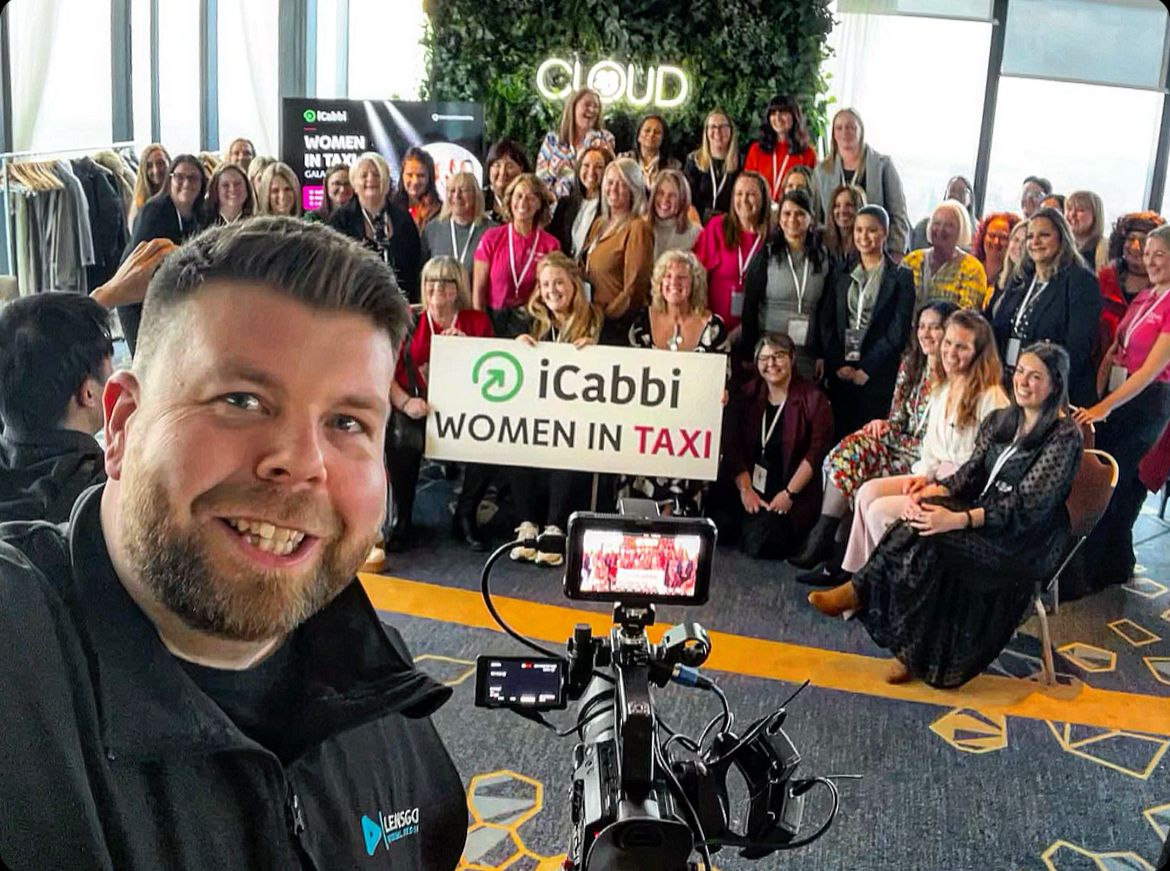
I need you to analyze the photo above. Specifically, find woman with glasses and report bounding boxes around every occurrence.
[685,108,741,225]
[305,163,353,223]
[118,153,207,353]
[384,256,495,551]
[421,170,497,280]
[719,333,833,559]
[328,151,422,303]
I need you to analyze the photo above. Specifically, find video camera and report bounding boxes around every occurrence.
[474,500,848,871]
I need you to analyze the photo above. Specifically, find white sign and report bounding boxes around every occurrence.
[536,58,690,109]
[425,337,726,479]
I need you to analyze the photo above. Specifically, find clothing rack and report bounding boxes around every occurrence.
[1,140,138,279]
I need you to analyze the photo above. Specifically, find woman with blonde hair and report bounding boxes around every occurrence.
[1065,190,1109,270]
[421,170,496,277]
[620,249,730,515]
[256,162,301,217]
[130,143,170,228]
[582,157,654,341]
[685,108,741,224]
[813,108,910,258]
[246,154,274,191]
[536,87,616,200]
[648,169,701,260]
[511,253,604,566]
[900,200,987,308]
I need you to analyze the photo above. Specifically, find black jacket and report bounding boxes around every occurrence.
[118,195,203,354]
[0,486,467,870]
[0,427,105,523]
[684,156,739,225]
[329,197,422,304]
[986,263,1102,407]
[71,158,130,290]
[547,184,586,256]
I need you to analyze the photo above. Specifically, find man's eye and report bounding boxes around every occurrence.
[223,393,261,411]
[331,415,369,435]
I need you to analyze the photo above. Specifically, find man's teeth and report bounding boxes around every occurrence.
[227,518,307,556]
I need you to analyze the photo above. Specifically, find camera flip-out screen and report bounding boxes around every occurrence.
[475,656,567,710]
[564,513,715,605]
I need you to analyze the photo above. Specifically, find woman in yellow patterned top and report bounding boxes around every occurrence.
[901,199,987,309]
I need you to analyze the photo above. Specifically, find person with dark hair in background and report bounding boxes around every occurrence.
[1076,224,1170,589]
[909,176,976,251]
[204,162,256,226]
[0,293,112,522]
[743,95,817,210]
[1020,175,1051,219]
[814,203,916,439]
[685,107,741,224]
[823,183,865,266]
[1041,193,1065,213]
[0,218,467,868]
[547,144,614,259]
[1098,211,1166,353]
[719,332,832,559]
[484,138,531,223]
[304,163,353,223]
[393,146,441,232]
[987,206,1101,407]
[813,108,910,259]
[620,114,680,186]
[118,153,208,354]
[811,342,1082,689]
[329,151,422,304]
[740,187,829,379]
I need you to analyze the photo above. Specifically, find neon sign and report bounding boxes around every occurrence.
[536,58,690,109]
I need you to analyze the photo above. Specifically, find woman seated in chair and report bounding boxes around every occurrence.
[809,342,1083,688]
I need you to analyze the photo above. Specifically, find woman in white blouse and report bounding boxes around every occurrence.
[837,309,1008,575]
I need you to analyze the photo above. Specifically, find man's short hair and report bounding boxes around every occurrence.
[135,216,411,372]
[0,293,113,431]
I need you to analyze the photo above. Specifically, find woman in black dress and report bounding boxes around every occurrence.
[809,341,1082,688]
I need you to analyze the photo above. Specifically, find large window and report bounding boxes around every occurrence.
[824,8,993,225]
[983,77,1163,222]
[7,0,113,152]
[131,0,152,145]
[156,0,200,153]
[217,0,279,155]
[313,0,348,98]
[347,0,425,99]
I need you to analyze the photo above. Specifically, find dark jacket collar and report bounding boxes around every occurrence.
[64,486,451,761]
[1,425,102,457]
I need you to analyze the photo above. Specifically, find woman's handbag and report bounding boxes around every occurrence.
[387,339,426,454]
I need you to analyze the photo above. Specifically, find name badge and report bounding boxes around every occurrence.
[752,463,769,494]
[788,315,810,347]
[581,280,593,303]
[730,289,745,318]
[1006,337,1021,368]
[1108,364,1128,393]
[844,328,865,362]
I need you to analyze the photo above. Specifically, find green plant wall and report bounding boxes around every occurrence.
[422,0,835,164]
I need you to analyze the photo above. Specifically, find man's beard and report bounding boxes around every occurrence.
[122,468,375,643]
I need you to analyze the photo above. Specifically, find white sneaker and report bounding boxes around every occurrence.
[535,525,565,566]
[510,521,539,562]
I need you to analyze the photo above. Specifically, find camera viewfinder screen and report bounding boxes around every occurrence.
[577,529,702,599]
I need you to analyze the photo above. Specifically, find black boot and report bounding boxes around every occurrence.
[453,512,487,552]
[788,514,840,570]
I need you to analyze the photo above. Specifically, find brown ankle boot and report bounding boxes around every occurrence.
[885,659,913,684]
[808,581,859,617]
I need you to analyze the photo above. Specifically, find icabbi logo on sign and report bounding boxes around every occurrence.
[536,57,690,108]
[302,108,348,124]
[472,351,524,403]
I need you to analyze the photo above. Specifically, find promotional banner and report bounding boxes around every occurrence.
[280,98,484,212]
[424,337,727,480]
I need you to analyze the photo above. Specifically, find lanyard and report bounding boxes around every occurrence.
[450,219,478,265]
[1012,276,1047,333]
[175,206,185,234]
[761,398,785,447]
[771,152,791,199]
[852,268,881,330]
[1120,287,1170,350]
[786,249,810,314]
[709,162,728,210]
[738,233,762,286]
[549,324,561,343]
[508,224,540,293]
[913,395,934,437]
[979,443,1020,499]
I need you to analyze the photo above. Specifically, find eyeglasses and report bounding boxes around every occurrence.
[707,123,731,133]
[171,172,202,186]
[757,353,790,365]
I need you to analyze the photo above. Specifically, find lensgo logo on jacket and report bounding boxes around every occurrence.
[360,806,421,856]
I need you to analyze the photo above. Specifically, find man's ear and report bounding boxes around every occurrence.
[74,375,103,411]
[102,370,141,481]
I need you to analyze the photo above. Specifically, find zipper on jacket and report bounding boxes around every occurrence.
[286,786,306,836]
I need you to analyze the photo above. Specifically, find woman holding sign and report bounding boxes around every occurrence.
[619,250,730,516]
[693,172,771,336]
[1075,224,1170,588]
[385,256,495,552]
[719,333,833,559]
[510,252,605,567]
[473,173,561,337]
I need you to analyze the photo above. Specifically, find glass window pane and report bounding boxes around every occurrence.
[157,0,201,153]
[217,0,279,156]
[132,0,153,144]
[1002,0,1167,90]
[315,0,346,98]
[839,0,991,19]
[8,0,113,152]
[985,77,1162,223]
[824,11,992,227]
[347,0,425,99]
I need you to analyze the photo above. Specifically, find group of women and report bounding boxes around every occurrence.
[120,91,1170,691]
